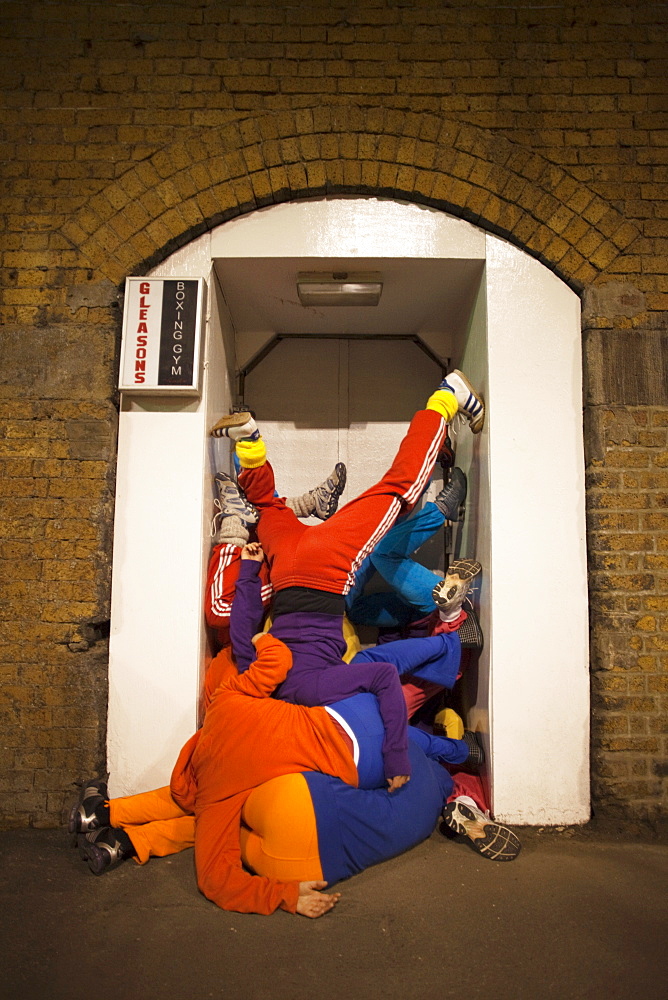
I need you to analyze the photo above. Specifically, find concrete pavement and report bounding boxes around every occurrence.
[1,818,666,1000]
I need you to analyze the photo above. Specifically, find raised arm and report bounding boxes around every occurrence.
[229,543,267,672]
[310,661,411,788]
[229,632,293,699]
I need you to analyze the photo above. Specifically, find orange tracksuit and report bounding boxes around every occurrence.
[169,633,358,915]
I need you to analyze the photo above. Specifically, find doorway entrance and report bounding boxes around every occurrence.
[108,197,589,825]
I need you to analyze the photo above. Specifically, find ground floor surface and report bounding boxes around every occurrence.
[2,819,666,1000]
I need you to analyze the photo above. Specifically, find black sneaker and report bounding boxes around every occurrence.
[434,467,467,522]
[78,827,135,875]
[442,799,521,861]
[437,432,455,469]
[463,730,485,768]
[68,778,109,835]
[457,607,484,650]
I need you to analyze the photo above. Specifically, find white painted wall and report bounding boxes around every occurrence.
[484,235,589,823]
[454,237,590,823]
[107,242,237,795]
[454,275,492,803]
[108,198,589,825]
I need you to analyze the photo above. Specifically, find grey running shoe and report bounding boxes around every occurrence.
[434,467,467,522]
[210,411,259,440]
[287,463,347,521]
[438,370,485,433]
[78,827,134,875]
[432,559,482,617]
[213,472,258,526]
[442,799,521,861]
[68,778,108,835]
[311,462,347,520]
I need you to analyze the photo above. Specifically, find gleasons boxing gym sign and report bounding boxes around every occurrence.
[119,277,205,394]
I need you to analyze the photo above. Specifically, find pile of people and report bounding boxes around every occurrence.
[69,370,521,919]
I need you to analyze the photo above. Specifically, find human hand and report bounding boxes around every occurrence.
[295,881,341,919]
[241,542,264,562]
[387,775,410,793]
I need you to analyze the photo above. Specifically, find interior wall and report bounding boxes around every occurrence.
[243,336,445,513]
[453,274,492,800]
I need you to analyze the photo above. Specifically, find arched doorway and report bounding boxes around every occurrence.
[108,197,589,825]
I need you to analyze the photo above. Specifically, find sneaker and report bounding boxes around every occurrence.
[432,559,482,618]
[311,462,347,520]
[68,778,109,835]
[434,467,467,522]
[456,607,484,650]
[78,827,135,875]
[442,798,521,861]
[463,730,485,767]
[438,370,485,434]
[286,463,347,521]
[210,411,260,441]
[437,432,455,469]
[213,472,258,527]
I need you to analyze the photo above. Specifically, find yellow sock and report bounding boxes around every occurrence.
[434,707,465,740]
[426,389,458,422]
[236,437,267,469]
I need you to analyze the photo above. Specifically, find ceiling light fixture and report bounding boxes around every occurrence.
[296,271,383,307]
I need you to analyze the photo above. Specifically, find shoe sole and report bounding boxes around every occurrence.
[451,369,485,434]
[447,558,482,583]
[328,462,347,514]
[77,836,108,875]
[432,559,482,609]
[210,411,253,436]
[443,802,521,861]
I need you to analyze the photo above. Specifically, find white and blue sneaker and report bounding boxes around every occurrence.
[213,472,258,528]
[438,370,485,434]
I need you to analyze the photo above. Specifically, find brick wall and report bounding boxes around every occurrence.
[587,405,667,814]
[1,0,666,826]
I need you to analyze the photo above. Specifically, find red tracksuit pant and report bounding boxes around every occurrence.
[239,408,446,596]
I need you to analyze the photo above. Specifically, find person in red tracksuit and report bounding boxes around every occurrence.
[212,370,486,789]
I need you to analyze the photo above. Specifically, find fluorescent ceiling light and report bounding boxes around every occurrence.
[297,271,383,307]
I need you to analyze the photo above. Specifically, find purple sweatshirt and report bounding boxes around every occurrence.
[229,559,411,779]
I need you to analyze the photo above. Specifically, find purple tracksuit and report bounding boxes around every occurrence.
[230,560,463,781]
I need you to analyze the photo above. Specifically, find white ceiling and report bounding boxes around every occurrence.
[214,255,485,370]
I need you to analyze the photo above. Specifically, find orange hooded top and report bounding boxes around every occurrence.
[170,633,358,915]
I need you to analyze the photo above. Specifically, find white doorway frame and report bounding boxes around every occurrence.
[107,197,589,825]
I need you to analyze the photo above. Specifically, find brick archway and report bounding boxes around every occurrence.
[60,108,639,291]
